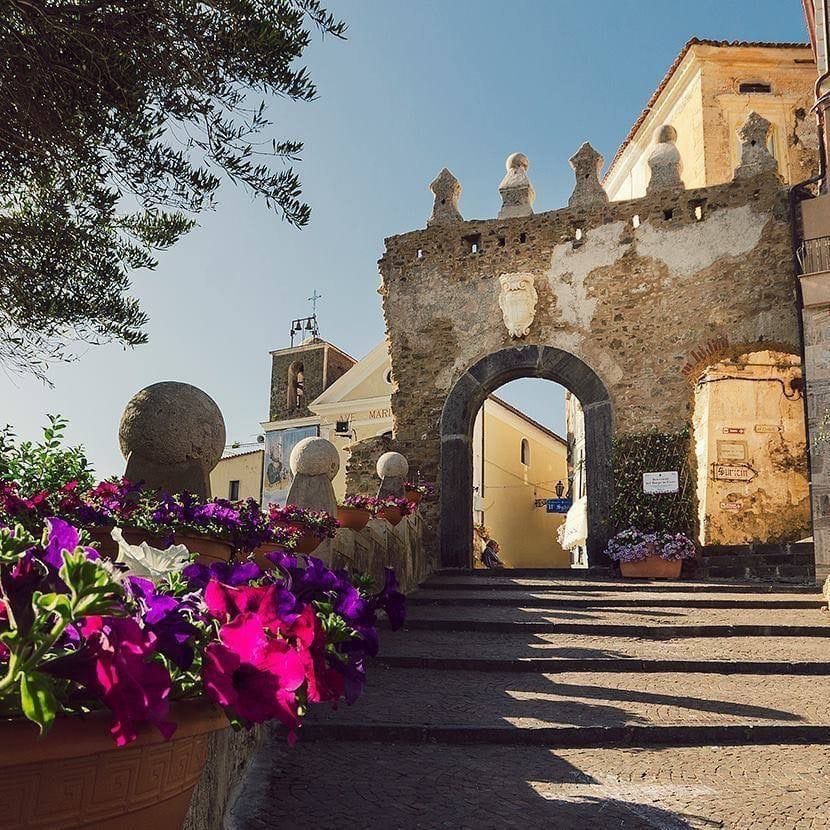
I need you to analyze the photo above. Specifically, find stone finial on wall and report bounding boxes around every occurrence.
[646,125,685,194]
[498,153,535,219]
[376,451,408,499]
[568,142,608,209]
[427,168,463,226]
[734,112,778,179]
[119,382,225,499]
[286,437,339,515]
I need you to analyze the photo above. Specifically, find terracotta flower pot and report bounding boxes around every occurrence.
[87,526,232,567]
[174,532,233,566]
[294,531,323,554]
[620,555,683,579]
[336,506,371,532]
[252,541,286,570]
[404,490,423,506]
[0,698,227,830]
[377,506,404,527]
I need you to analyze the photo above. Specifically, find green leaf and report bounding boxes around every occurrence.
[19,672,58,735]
[34,592,73,620]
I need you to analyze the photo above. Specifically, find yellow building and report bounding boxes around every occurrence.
[209,447,263,503]
[604,39,817,201]
[472,397,569,568]
[212,338,570,567]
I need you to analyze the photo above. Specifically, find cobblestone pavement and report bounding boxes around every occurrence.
[229,741,830,829]
[377,630,830,662]
[228,574,830,829]
[307,668,828,728]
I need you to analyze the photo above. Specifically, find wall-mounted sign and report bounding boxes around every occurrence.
[754,424,782,434]
[546,498,572,513]
[717,440,747,462]
[712,463,756,482]
[719,501,743,511]
[722,427,745,435]
[534,498,547,508]
[643,471,679,494]
[368,408,392,420]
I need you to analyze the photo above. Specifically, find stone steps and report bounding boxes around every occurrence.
[409,591,824,609]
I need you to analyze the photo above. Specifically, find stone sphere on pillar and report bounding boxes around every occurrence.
[290,437,340,480]
[505,152,530,172]
[119,381,225,468]
[377,451,409,480]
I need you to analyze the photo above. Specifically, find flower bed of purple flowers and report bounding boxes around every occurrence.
[0,477,341,554]
[0,517,405,747]
[605,527,697,562]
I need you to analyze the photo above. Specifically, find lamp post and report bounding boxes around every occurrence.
[555,480,565,499]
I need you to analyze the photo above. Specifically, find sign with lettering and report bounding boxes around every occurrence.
[754,424,782,434]
[534,498,547,508]
[717,440,747,462]
[642,471,679,494]
[546,498,572,514]
[368,408,392,420]
[722,427,745,435]
[720,501,742,511]
[712,464,756,482]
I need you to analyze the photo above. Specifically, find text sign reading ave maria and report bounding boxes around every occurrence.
[642,471,679,494]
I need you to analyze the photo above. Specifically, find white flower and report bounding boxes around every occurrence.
[111,527,192,580]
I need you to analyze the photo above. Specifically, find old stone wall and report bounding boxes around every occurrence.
[378,171,800,556]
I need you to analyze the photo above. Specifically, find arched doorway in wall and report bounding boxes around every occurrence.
[470,379,585,569]
[440,346,613,569]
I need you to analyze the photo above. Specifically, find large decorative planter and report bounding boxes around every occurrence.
[404,490,423,506]
[294,531,323,554]
[0,698,227,830]
[336,506,371,532]
[620,556,682,579]
[377,506,404,527]
[252,541,285,570]
[88,526,232,567]
[175,533,233,566]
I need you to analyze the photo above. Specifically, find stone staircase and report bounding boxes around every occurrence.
[228,571,830,829]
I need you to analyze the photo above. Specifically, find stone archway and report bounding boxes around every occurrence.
[439,345,613,568]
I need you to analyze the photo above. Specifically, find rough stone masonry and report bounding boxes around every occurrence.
[347,120,802,567]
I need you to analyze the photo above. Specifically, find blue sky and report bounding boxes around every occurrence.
[1,0,807,475]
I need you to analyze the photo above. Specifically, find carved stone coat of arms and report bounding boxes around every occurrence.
[498,273,538,338]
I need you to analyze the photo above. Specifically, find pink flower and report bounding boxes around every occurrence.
[45,616,175,746]
[203,613,306,738]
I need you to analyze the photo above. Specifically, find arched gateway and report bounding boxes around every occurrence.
[344,124,812,581]
[440,346,612,568]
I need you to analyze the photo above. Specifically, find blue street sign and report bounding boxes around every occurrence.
[546,498,572,513]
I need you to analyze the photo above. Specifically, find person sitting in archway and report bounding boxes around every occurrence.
[481,538,505,569]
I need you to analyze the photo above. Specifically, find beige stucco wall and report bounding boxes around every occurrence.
[606,44,817,201]
[693,350,810,545]
[210,450,263,502]
[472,398,569,568]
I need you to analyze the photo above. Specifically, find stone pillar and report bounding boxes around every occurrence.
[646,125,685,194]
[498,153,535,219]
[568,142,608,209]
[734,112,778,179]
[119,382,225,499]
[799,194,830,581]
[427,168,463,226]
[286,437,339,516]
[376,451,408,499]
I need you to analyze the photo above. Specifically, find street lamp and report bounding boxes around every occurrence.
[555,480,565,498]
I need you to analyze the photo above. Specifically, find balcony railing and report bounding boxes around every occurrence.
[798,235,830,275]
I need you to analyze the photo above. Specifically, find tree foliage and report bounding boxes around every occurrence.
[0,0,345,378]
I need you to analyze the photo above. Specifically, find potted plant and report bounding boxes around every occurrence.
[403,481,435,506]
[337,494,376,531]
[375,496,414,527]
[267,504,339,554]
[605,527,696,578]
[0,516,405,830]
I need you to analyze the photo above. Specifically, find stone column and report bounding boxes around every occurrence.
[286,437,339,515]
[119,382,225,499]
[376,451,408,499]
[427,168,463,226]
[568,142,608,209]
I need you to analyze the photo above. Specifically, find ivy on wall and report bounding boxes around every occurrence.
[610,428,695,536]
